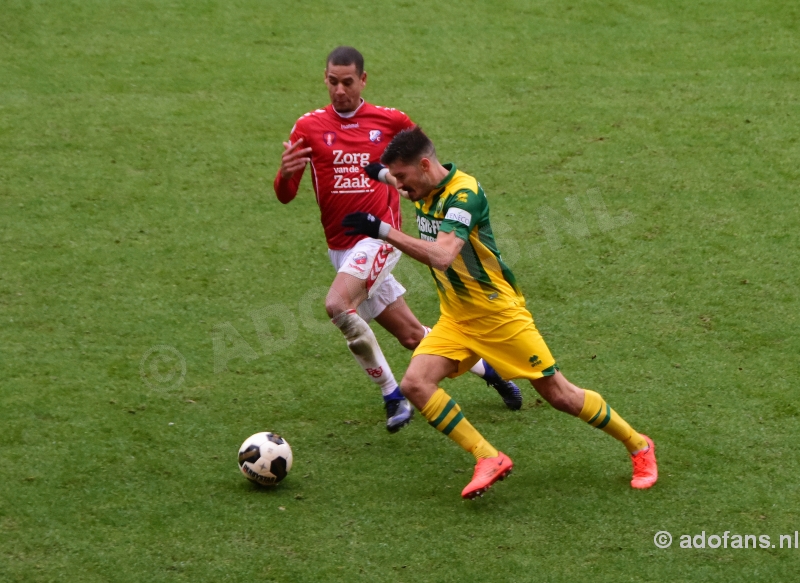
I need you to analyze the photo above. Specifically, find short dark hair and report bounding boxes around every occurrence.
[326,46,364,76]
[381,126,437,166]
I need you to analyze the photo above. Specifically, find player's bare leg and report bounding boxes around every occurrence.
[529,370,584,415]
[401,354,513,499]
[397,353,456,409]
[373,296,425,350]
[531,371,657,488]
[376,297,523,410]
[325,272,412,432]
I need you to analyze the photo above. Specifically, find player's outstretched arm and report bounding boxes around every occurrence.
[341,212,464,271]
[387,228,464,271]
[274,139,313,204]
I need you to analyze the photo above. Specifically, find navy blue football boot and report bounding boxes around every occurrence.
[385,397,414,433]
[483,363,523,410]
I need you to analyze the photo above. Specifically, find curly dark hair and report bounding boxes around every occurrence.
[381,126,437,165]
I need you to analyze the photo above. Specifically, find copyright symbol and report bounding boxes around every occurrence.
[654,531,672,548]
[140,345,186,391]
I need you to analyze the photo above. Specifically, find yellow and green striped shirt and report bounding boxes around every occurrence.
[414,163,524,321]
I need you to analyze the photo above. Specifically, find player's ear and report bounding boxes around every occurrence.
[419,157,430,172]
[361,71,367,85]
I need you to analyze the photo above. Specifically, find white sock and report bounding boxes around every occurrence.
[469,359,487,378]
[332,310,398,396]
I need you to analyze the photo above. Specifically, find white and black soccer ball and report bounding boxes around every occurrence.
[238,432,293,486]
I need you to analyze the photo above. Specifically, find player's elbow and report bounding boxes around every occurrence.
[274,185,296,204]
[273,175,298,204]
[426,238,462,271]
[430,258,453,271]
[428,249,457,271]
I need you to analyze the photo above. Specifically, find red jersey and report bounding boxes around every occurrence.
[274,101,414,250]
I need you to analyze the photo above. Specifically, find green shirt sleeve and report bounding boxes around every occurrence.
[438,189,484,241]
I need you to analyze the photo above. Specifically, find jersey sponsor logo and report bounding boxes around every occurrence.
[352,252,367,265]
[416,215,442,236]
[331,150,372,192]
[347,263,365,273]
[334,174,371,190]
[369,130,382,142]
[445,207,472,227]
[341,123,359,129]
[332,150,370,167]
[323,131,337,146]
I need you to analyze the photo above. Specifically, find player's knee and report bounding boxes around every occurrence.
[398,335,420,351]
[394,324,424,351]
[399,370,424,400]
[324,293,347,319]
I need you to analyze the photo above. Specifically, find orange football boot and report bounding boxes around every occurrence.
[461,452,513,499]
[630,434,658,489]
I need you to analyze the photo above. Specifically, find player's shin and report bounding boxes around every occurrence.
[420,388,498,460]
[579,389,648,453]
[331,310,399,399]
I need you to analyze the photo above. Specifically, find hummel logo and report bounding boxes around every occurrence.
[529,355,542,367]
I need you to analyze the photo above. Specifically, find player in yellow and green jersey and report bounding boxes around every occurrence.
[343,126,658,499]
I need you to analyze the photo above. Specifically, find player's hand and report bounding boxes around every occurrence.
[342,212,389,240]
[364,163,388,182]
[364,162,404,191]
[279,138,313,179]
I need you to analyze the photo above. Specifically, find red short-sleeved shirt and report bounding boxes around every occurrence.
[274,101,414,250]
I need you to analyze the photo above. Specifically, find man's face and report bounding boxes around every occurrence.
[324,63,366,113]
[386,159,434,202]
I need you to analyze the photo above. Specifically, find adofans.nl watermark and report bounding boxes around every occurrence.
[654,530,799,549]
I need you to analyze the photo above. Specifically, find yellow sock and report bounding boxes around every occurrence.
[579,390,648,453]
[421,388,499,460]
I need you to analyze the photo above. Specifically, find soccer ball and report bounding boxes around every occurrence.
[238,432,293,486]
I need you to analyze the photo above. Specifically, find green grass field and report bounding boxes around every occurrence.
[2,0,799,581]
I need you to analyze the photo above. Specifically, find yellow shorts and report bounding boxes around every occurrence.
[413,304,558,381]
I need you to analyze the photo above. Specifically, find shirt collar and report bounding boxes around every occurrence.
[332,99,365,119]
[421,163,458,207]
[434,163,457,189]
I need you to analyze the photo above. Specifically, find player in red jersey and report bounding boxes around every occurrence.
[274,47,522,431]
